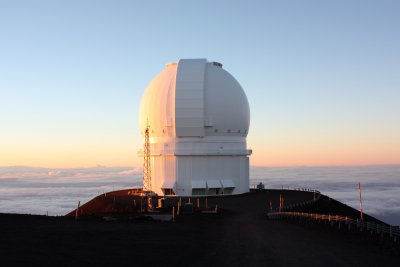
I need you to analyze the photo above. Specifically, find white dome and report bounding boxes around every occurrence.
[139,59,250,137]
[138,59,251,197]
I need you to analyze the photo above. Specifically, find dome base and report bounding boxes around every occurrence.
[151,154,250,197]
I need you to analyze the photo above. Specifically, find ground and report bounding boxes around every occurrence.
[1,190,398,266]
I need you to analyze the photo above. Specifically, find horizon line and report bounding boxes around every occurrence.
[1,163,399,169]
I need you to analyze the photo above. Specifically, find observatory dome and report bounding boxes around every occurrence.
[138,58,251,197]
[139,59,250,138]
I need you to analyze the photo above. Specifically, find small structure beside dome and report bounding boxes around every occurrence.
[139,58,252,196]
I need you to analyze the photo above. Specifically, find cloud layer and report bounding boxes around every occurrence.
[251,165,400,225]
[0,165,399,225]
[0,166,142,216]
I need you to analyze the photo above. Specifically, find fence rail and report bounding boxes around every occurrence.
[268,211,400,242]
[280,189,321,212]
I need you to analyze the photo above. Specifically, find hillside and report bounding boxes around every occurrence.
[0,189,398,266]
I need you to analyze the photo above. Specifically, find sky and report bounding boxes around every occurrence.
[1,0,399,168]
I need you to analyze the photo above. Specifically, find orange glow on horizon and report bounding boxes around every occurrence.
[248,138,400,167]
[1,130,399,168]
[1,143,399,168]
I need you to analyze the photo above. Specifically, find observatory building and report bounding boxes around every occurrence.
[139,59,251,196]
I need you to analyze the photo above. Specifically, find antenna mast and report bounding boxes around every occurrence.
[143,120,151,192]
[358,182,364,220]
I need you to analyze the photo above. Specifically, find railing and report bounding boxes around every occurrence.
[280,189,321,212]
[268,211,400,242]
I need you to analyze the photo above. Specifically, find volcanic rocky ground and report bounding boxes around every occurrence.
[1,189,399,266]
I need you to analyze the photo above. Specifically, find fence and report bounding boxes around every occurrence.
[268,211,400,243]
[279,189,321,212]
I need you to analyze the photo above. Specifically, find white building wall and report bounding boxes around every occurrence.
[150,154,249,196]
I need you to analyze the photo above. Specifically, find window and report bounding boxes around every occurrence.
[192,189,206,195]
[223,188,234,195]
[162,188,176,196]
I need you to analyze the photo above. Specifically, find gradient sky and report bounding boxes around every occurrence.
[1,0,399,168]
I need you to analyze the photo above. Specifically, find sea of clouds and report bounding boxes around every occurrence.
[0,165,399,225]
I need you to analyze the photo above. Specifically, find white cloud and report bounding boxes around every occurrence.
[118,167,141,175]
[0,165,399,225]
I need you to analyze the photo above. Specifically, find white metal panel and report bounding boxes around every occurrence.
[220,179,235,188]
[207,180,222,188]
[192,180,207,189]
[175,59,206,137]
[161,180,176,188]
[203,62,250,137]
[139,64,176,137]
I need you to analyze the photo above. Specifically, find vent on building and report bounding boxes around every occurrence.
[212,62,223,68]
